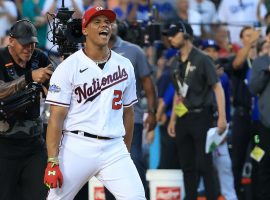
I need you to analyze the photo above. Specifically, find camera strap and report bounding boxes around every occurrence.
[0,48,42,121]
[0,48,41,81]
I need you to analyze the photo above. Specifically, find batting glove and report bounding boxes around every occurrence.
[44,162,63,189]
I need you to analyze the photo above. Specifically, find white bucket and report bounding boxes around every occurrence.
[146,169,185,200]
[88,177,105,200]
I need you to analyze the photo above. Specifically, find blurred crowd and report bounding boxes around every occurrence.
[0,0,270,49]
[1,0,270,200]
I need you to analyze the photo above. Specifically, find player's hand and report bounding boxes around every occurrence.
[217,116,227,135]
[146,130,155,144]
[144,112,157,132]
[32,64,53,83]
[44,162,63,189]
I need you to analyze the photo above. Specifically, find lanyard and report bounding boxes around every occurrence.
[184,61,191,81]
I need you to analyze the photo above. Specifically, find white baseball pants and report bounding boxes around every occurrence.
[47,132,146,200]
[213,142,238,200]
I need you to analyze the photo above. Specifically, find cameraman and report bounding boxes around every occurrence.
[0,20,53,200]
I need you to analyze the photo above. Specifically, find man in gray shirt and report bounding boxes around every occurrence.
[249,48,270,200]
[106,21,157,199]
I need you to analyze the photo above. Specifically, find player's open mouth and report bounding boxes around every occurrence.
[99,30,108,37]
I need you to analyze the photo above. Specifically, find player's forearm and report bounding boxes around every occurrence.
[232,45,252,70]
[142,76,157,112]
[213,82,226,120]
[0,77,28,99]
[46,106,68,158]
[46,124,62,158]
[123,106,134,152]
[156,99,165,121]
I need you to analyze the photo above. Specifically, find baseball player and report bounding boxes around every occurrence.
[43,6,146,200]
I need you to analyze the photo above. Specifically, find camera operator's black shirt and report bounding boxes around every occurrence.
[0,47,50,139]
[171,47,219,109]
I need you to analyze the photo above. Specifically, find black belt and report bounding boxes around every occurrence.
[234,106,251,116]
[70,131,112,140]
[188,108,204,113]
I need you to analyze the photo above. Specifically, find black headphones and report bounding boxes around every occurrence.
[9,19,35,37]
[178,20,190,40]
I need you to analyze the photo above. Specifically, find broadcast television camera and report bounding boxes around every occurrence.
[117,4,162,47]
[50,1,162,57]
[49,1,85,58]
[118,20,162,47]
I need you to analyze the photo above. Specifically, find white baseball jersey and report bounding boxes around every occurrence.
[45,49,138,138]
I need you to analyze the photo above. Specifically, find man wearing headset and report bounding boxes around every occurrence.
[0,20,53,200]
[167,21,227,200]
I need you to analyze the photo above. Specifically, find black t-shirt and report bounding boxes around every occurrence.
[0,47,51,139]
[171,47,219,109]
[229,59,252,109]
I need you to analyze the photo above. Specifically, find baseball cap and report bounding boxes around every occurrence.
[82,6,116,29]
[167,21,193,38]
[9,20,38,45]
[201,39,220,51]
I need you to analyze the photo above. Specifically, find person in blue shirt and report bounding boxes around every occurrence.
[156,47,180,169]
[201,39,238,200]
